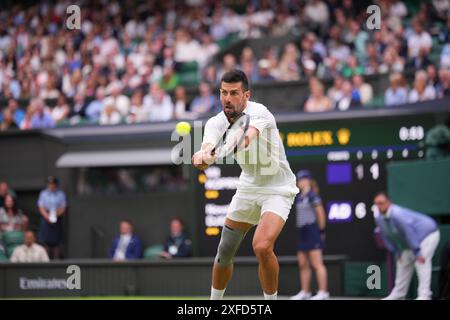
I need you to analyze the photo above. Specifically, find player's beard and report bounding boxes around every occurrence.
[224,102,243,123]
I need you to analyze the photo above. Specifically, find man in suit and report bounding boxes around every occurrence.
[374,192,440,300]
[109,219,142,261]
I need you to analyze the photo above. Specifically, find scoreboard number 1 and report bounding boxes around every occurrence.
[355,163,379,181]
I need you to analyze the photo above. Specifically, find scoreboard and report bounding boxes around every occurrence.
[195,107,445,261]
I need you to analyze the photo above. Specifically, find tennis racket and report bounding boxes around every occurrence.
[211,113,250,159]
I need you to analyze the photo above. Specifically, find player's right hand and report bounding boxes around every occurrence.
[192,150,214,170]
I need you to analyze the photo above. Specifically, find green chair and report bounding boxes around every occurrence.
[367,95,385,108]
[179,61,200,87]
[143,244,165,260]
[2,231,24,247]
[0,246,9,262]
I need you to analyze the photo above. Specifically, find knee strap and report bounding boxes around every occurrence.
[215,225,246,267]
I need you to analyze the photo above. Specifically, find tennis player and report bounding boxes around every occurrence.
[192,69,299,300]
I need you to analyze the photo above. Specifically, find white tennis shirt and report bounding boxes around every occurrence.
[202,101,299,197]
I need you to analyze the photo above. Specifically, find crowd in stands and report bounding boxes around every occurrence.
[0,0,449,130]
[1,177,192,262]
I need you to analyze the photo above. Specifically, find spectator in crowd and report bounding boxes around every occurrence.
[0,194,28,232]
[159,64,180,92]
[321,56,341,79]
[239,47,258,81]
[384,0,408,32]
[30,99,55,129]
[0,0,448,133]
[363,43,381,71]
[440,44,450,70]
[174,28,202,64]
[341,55,364,78]
[68,91,88,125]
[20,102,36,130]
[271,9,296,36]
[303,0,330,36]
[373,192,440,300]
[426,65,440,92]
[39,74,60,100]
[437,69,450,98]
[6,99,25,125]
[127,91,148,124]
[385,73,408,106]
[242,60,259,82]
[407,18,433,59]
[189,82,219,119]
[304,78,333,112]
[334,80,361,111]
[380,45,406,74]
[122,61,143,93]
[37,176,67,260]
[109,219,142,261]
[0,70,21,100]
[10,230,49,263]
[85,87,106,124]
[173,85,191,120]
[0,108,19,131]
[209,9,229,42]
[99,100,122,125]
[352,74,373,106]
[51,94,70,125]
[327,75,344,106]
[198,34,220,69]
[327,25,351,64]
[276,42,300,81]
[408,70,436,103]
[438,15,450,43]
[0,181,15,208]
[217,54,238,81]
[144,83,174,122]
[299,33,323,78]
[159,218,192,259]
[203,65,219,87]
[261,46,280,77]
[406,47,432,70]
[344,20,369,63]
[257,59,276,82]
[103,81,130,117]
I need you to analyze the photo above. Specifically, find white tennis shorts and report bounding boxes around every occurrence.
[226,191,296,225]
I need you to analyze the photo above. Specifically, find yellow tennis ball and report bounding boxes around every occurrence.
[176,121,191,136]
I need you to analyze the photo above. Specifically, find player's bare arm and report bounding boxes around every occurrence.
[192,126,259,170]
[192,143,216,170]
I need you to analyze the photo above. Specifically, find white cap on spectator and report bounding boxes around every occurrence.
[303,59,316,71]
[258,59,270,69]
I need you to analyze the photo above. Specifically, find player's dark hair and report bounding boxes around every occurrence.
[374,191,390,200]
[221,69,249,91]
[120,219,133,226]
[171,217,185,227]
